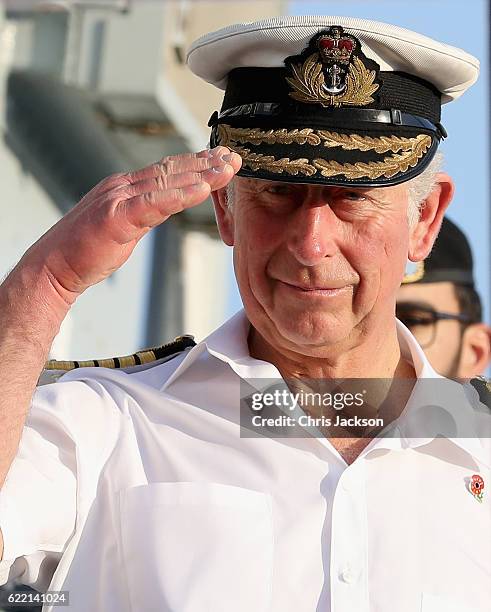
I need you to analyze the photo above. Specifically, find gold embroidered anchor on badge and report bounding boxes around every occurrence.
[285,26,380,108]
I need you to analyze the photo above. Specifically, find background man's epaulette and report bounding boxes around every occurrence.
[40,335,196,382]
[469,376,491,410]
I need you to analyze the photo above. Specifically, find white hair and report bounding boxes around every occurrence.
[225,151,444,226]
[406,152,444,227]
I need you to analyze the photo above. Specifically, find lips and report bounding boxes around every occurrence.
[279,280,351,291]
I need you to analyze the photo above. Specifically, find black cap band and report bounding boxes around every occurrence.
[222,67,442,123]
[212,104,446,140]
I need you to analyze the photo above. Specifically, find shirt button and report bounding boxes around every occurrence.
[339,565,359,584]
[340,477,352,492]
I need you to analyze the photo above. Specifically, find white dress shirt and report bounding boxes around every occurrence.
[0,310,490,612]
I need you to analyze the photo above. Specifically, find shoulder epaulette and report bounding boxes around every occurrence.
[44,334,196,372]
[469,375,491,410]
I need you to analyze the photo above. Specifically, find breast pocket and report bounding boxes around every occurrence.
[119,482,273,612]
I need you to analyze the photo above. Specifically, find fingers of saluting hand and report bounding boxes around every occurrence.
[126,147,240,183]
[118,147,241,229]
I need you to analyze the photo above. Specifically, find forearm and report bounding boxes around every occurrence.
[0,260,70,489]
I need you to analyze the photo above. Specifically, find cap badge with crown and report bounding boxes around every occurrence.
[286,26,380,107]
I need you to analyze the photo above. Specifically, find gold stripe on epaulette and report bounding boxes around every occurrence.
[118,355,137,368]
[47,360,78,371]
[45,335,195,372]
[136,350,158,364]
[94,358,116,368]
[74,360,97,368]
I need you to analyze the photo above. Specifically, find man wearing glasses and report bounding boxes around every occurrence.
[397,217,491,379]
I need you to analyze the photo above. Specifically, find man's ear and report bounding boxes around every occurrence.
[408,172,455,262]
[458,323,491,379]
[211,186,234,246]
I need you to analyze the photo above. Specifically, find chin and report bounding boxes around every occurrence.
[269,309,353,350]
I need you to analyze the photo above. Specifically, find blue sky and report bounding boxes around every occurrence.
[227,0,490,323]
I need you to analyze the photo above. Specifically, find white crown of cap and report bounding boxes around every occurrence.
[187,15,479,104]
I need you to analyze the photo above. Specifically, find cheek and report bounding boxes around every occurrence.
[423,326,461,372]
[344,217,408,307]
[232,208,282,299]
[385,231,410,286]
[360,216,408,276]
[236,206,284,250]
[344,222,388,275]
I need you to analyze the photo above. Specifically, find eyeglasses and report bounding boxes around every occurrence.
[396,303,476,348]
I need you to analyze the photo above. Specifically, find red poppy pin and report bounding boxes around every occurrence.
[469,474,484,503]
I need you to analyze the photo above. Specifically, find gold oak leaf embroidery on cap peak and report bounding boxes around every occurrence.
[217,124,432,180]
[313,135,431,179]
[217,125,322,146]
[318,131,427,154]
[230,145,317,176]
[219,125,427,154]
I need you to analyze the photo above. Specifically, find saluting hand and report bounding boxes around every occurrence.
[19,146,241,310]
[0,147,242,498]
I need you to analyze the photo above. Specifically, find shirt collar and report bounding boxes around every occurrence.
[163,310,433,386]
[161,310,488,466]
[160,310,280,392]
[396,317,438,378]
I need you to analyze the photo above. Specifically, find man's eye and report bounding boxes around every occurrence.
[265,184,293,196]
[341,191,366,201]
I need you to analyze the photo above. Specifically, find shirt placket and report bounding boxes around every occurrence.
[330,458,369,612]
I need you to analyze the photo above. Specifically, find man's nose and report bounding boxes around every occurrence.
[286,203,340,266]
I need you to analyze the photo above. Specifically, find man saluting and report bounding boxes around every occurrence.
[0,16,489,612]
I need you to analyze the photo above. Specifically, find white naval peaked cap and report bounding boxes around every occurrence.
[187,15,479,104]
[187,16,479,188]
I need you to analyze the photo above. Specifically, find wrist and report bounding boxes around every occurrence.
[0,263,72,350]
